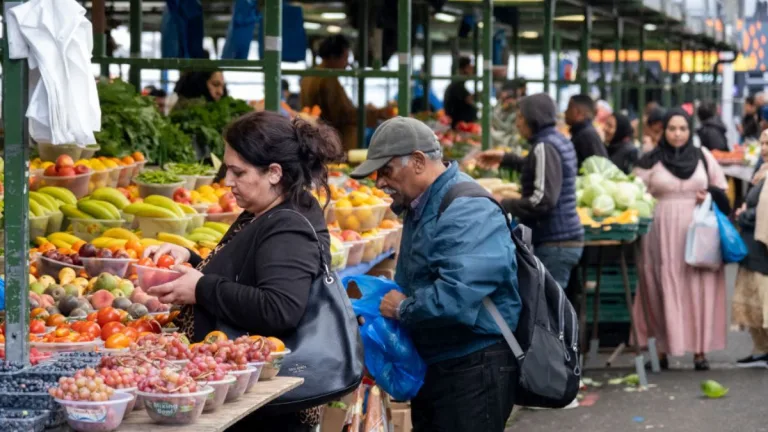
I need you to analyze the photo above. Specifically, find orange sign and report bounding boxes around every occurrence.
[587,50,720,73]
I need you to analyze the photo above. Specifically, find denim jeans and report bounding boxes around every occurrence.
[411,342,518,432]
[535,245,584,289]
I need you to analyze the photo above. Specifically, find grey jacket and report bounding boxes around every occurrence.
[738,179,768,275]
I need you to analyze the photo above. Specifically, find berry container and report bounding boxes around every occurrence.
[205,211,241,224]
[115,387,138,413]
[260,349,291,381]
[134,264,183,290]
[55,391,133,432]
[135,180,186,199]
[80,257,137,279]
[245,361,266,392]
[70,218,127,242]
[344,240,367,267]
[36,255,85,279]
[200,375,235,412]
[0,409,47,432]
[38,172,93,199]
[135,215,190,239]
[0,391,59,410]
[138,385,213,425]
[225,367,256,402]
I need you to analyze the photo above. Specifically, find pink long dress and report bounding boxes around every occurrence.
[631,149,728,356]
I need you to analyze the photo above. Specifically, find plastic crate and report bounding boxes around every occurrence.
[584,266,638,295]
[585,293,633,323]
[585,223,639,242]
[638,217,653,235]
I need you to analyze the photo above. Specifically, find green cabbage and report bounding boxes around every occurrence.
[602,181,618,197]
[613,183,638,210]
[630,201,653,218]
[581,173,605,190]
[576,190,585,206]
[581,156,629,181]
[592,194,616,217]
[582,184,607,207]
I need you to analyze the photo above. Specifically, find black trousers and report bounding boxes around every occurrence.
[411,342,519,432]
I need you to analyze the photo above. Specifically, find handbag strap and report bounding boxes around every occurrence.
[269,208,334,283]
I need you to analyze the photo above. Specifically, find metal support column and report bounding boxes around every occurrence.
[423,4,432,112]
[599,46,607,99]
[481,1,493,150]
[357,0,369,148]
[543,0,555,94]
[638,25,646,140]
[613,19,623,110]
[473,22,480,96]
[663,36,672,107]
[92,0,109,77]
[693,48,700,103]
[680,41,686,103]
[397,0,412,117]
[2,0,30,365]
[128,0,142,89]
[580,5,592,94]
[554,33,562,106]
[264,0,283,112]
[513,24,520,79]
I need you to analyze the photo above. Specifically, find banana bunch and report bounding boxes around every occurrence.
[122,195,198,219]
[185,222,228,249]
[36,232,84,249]
[58,187,130,221]
[89,227,163,249]
[29,191,63,218]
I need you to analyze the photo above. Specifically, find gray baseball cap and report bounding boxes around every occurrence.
[350,117,441,179]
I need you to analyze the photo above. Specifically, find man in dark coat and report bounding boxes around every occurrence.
[697,100,729,152]
[564,94,608,166]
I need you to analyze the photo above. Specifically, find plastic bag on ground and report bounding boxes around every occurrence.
[345,275,426,401]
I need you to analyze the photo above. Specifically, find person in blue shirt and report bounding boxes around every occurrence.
[350,117,521,432]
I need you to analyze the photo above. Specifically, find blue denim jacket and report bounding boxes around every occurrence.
[395,162,522,364]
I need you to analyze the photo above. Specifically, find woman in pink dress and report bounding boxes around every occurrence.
[632,108,729,371]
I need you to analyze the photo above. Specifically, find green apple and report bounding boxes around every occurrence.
[29,282,46,295]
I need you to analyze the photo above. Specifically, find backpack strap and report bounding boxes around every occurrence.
[438,181,533,249]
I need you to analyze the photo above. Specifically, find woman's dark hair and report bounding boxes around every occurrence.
[317,35,350,60]
[174,70,228,102]
[224,111,343,207]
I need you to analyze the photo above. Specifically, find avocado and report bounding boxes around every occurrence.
[112,297,132,311]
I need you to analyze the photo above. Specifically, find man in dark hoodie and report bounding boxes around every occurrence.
[565,94,608,166]
[477,93,584,288]
[697,100,729,152]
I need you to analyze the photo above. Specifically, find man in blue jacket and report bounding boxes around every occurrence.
[350,117,522,432]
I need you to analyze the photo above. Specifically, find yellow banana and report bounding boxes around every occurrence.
[140,238,165,247]
[91,237,128,249]
[47,232,83,245]
[198,240,220,250]
[30,191,60,212]
[102,227,140,242]
[90,187,131,210]
[60,204,92,220]
[203,221,229,235]
[34,237,51,247]
[191,227,223,239]
[144,195,185,218]
[29,200,46,217]
[157,232,197,249]
[49,239,73,249]
[185,232,219,243]
[38,187,77,206]
[122,203,177,219]
[176,203,198,215]
[77,200,120,220]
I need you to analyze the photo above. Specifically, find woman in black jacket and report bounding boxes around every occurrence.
[604,113,639,174]
[145,111,342,431]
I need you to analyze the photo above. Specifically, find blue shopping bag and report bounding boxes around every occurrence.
[714,204,747,264]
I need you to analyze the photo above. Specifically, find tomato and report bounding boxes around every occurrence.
[138,257,154,267]
[82,322,101,340]
[30,308,49,321]
[46,314,66,327]
[204,331,228,344]
[29,319,46,334]
[101,321,125,341]
[156,254,175,269]
[97,307,121,327]
[0,334,5,343]
[122,327,139,341]
[105,333,131,349]
[54,327,70,338]
[87,312,98,322]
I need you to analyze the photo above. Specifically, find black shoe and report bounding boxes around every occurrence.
[736,353,768,368]
[694,358,710,371]
[645,357,669,370]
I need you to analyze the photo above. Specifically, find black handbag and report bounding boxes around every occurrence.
[259,210,364,413]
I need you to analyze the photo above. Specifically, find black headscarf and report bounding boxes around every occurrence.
[608,113,633,147]
[174,70,228,102]
[636,108,702,180]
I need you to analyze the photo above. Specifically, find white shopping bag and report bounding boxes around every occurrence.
[685,193,722,270]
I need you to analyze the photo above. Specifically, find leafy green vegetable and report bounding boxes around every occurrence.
[136,171,183,184]
[166,163,215,176]
[95,79,195,164]
[613,182,638,210]
[168,96,253,160]
[701,380,729,398]
[581,156,628,181]
[592,194,616,217]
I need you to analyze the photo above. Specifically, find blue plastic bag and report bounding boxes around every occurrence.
[346,276,426,401]
[714,204,747,263]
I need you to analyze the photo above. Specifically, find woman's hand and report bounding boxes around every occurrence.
[735,203,747,218]
[146,265,203,305]
[143,243,191,265]
[475,150,505,169]
[695,190,708,205]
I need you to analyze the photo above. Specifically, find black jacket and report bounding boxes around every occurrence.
[569,121,608,166]
[697,117,729,152]
[738,179,768,275]
[189,192,330,342]
[607,141,640,175]
[443,80,477,127]
[742,113,760,141]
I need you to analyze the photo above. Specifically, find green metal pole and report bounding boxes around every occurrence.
[613,19,623,110]
[599,46,607,99]
[2,0,30,365]
[357,0,369,148]
[543,0,555,94]
[423,4,432,112]
[513,24,520,80]
[128,0,142,89]
[473,22,480,97]
[397,0,412,117]
[638,25,646,140]
[264,0,283,112]
[554,32,562,107]
[481,1,493,150]
[580,5,592,94]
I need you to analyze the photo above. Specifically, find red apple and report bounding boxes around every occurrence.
[55,154,74,169]
[341,230,362,242]
[43,165,58,177]
[173,188,192,204]
[207,204,223,214]
[57,166,75,177]
[74,164,90,174]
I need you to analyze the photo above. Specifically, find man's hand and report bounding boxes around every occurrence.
[380,290,408,320]
[475,149,505,169]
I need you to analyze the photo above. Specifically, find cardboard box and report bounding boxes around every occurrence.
[390,403,412,432]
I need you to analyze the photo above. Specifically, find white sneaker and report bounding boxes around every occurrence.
[524,398,579,410]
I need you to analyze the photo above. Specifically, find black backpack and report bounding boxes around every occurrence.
[438,181,581,409]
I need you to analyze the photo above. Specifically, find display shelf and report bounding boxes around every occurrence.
[338,250,396,279]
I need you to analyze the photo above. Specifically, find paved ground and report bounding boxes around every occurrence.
[508,265,768,432]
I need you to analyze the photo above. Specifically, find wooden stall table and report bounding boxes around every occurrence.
[119,377,303,432]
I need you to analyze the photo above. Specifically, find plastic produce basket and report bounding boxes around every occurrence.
[135,180,186,199]
[80,257,137,279]
[260,350,290,381]
[31,340,101,354]
[179,175,197,190]
[331,245,350,271]
[131,161,148,179]
[245,362,266,392]
[29,214,51,240]
[55,391,133,432]
[46,211,64,235]
[0,409,47,432]
[0,391,59,410]
[38,172,93,199]
[332,204,388,232]
[584,222,639,242]
[37,142,83,162]
[36,256,84,279]
[70,218,127,242]
[585,294,633,323]
[117,165,134,187]
[205,212,240,224]
[638,217,653,235]
[80,145,100,159]
[344,240,366,267]
[135,264,183,290]
[105,167,121,188]
[186,213,206,232]
[138,386,213,425]
[136,216,190,239]
[362,235,386,262]
[116,387,138,412]
[201,376,235,413]
[195,175,215,189]
[89,170,112,193]
[225,367,256,402]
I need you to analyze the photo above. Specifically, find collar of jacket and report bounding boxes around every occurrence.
[399,161,459,222]
[569,120,592,136]
[528,125,558,145]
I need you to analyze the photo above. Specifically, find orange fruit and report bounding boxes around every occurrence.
[125,239,143,255]
[46,314,66,327]
[131,152,145,162]
[204,331,228,344]
[105,333,131,349]
[121,156,135,165]
[38,243,56,253]
[31,308,49,320]
[379,219,398,229]
[267,336,286,352]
